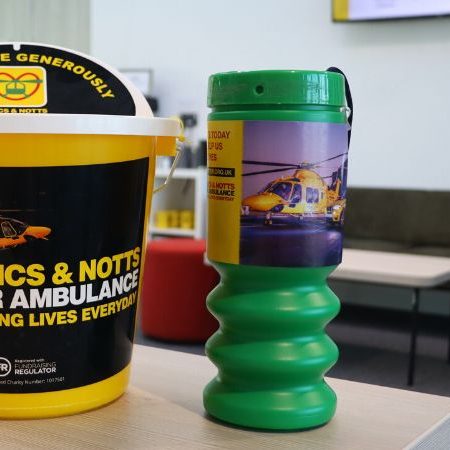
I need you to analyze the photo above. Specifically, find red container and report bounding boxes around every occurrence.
[141,239,219,342]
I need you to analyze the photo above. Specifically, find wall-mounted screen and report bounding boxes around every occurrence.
[333,0,450,22]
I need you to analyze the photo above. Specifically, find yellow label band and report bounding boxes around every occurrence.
[207,121,243,264]
[333,0,349,21]
[0,134,154,167]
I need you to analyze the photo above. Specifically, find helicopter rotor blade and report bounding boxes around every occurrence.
[0,80,43,83]
[243,152,348,170]
[243,166,300,177]
[243,160,302,167]
[0,209,36,212]
[308,152,349,167]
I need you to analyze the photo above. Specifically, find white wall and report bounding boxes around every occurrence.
[0,0,90,53]
[91,0,450,191]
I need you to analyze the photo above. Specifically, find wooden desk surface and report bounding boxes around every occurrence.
[2,345,450,449]
[331,248,450,288]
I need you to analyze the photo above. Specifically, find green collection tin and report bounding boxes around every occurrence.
[204,70,351,430]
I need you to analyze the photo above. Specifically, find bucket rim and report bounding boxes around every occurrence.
[0,114,181,137]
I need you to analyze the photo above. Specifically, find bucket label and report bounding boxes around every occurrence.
[0,158,148,393]
[0,43,136,114]
[207,120,349,267]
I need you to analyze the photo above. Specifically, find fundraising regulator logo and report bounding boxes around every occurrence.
[0,357,11,377]
[0,66,47,107]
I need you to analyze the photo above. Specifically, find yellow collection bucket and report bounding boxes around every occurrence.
[0,114,180,418]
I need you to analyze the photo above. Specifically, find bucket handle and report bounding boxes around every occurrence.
[153,140,184,194]
[153,117,185,194]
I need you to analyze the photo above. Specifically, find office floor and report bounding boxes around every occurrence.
[135,304,450,397]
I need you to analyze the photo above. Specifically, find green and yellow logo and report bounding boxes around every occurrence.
[0,66,47,107]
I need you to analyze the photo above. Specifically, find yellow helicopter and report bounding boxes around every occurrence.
[0,216,51,249]
[0,77,43,99]
[241,153,348,225]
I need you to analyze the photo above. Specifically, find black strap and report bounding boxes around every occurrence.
[327,66,353,147]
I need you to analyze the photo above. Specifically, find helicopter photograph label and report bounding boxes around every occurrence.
[0,66,47,107]
[208,120,349,267]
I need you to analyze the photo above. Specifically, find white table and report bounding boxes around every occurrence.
[332,249,450,288]
[331,249,450,385]
[3,345,450,449]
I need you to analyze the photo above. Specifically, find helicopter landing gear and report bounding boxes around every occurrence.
[339,209,345,226]
[264,205,283,225]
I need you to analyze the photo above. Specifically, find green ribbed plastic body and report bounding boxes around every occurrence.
[205,70,347,430]
[204,263,340,430]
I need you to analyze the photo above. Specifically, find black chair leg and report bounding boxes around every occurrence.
[407,288,420,386]
[447,300,450,364]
